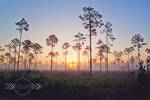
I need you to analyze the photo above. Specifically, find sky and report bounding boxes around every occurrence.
[0,0,150,70]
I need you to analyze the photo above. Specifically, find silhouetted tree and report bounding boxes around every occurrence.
[73,32,86,72]
[0,47,5,68]
[82,50,88,70]
[131,34,146,62]
[5,43,13,69]
[11,38,20,70]
[146,56,150,70]
[85,45,90,69]
[130,56,135,67]
[31,43,43,70]
[124,46,134,71]
[4,52,10,70]
[62,42,70,72]
[22,40,32,70]
[79,6,103,75]
[55,52,59,65]
[96,39,104,71]
[102,22,116,72]
[28,53,34,70]
[46,34,58,72]
[113,51,123,71]
[0,46,5,53]
[16,18,29,71]
[146,48,150,55]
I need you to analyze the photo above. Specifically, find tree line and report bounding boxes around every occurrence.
[0,7,150,74]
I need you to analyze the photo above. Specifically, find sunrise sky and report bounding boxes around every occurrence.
[0,0,150,69]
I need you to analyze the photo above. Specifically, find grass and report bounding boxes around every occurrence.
[0,70,149,100]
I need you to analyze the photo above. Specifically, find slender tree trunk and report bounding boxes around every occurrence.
[24,53,27,70]
[34,51,36,70]
[128,54,130,72]
[14,48,16,70]
[89,19,92,75]
[8,48,11,70]
[115,57,116,72]
[99,53,101,72]
[88,55,89,71]
[137,44,140,63]
[65,54,67,72]
[77,49,80,72]
[17,29,22,71]
[50,46,53,72]
[106,33,108,72]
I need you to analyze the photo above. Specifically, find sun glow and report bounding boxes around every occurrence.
[68,61,77,69]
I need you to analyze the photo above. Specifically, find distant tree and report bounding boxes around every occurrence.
[96,39,104,71]
[0,46,5,53]
[79,6,103,75]
[31,43,43,70]
[124,46,135,71]
[130,56,135,67]
[55,52,59,65]
[82,50,88,70]
[4,52,11,70]
[46,34,58,72]
[11,38,20,70]
[146,48,150,55]
[146,56,150,70]
[85,45,90,68]
[131,34,146,63]
[0,47,5,68]
[16,18,29,71]
[73,32,86,72]
[62,42,70,72]
[22,40,32,70]
[0,55,5,69]
[102,22,116,72]
[5,43,13,69]
[28,53,34,70]
[113,51,123,71]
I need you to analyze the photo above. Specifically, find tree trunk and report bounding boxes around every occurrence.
[99,53,101,72]
[89,19,92,75]
[17,29,22,71]
[65,54,67,72]
[50,46,53,72]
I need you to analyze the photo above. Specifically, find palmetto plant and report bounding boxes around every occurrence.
[102,22,116,72]
[46,34,58,72]
[11,38,20,70]
[79,7,103,75]
[131,34,146,63]
[62,42,70,72]
[96,39,104,71]
[16,18,29,70]
[73,32,86,72]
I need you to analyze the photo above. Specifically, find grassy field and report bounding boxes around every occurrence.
[0,70,149,100]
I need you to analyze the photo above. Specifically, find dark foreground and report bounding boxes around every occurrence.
[0,70,150,100]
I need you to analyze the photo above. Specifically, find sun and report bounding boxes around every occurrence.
[68,61,77,69]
